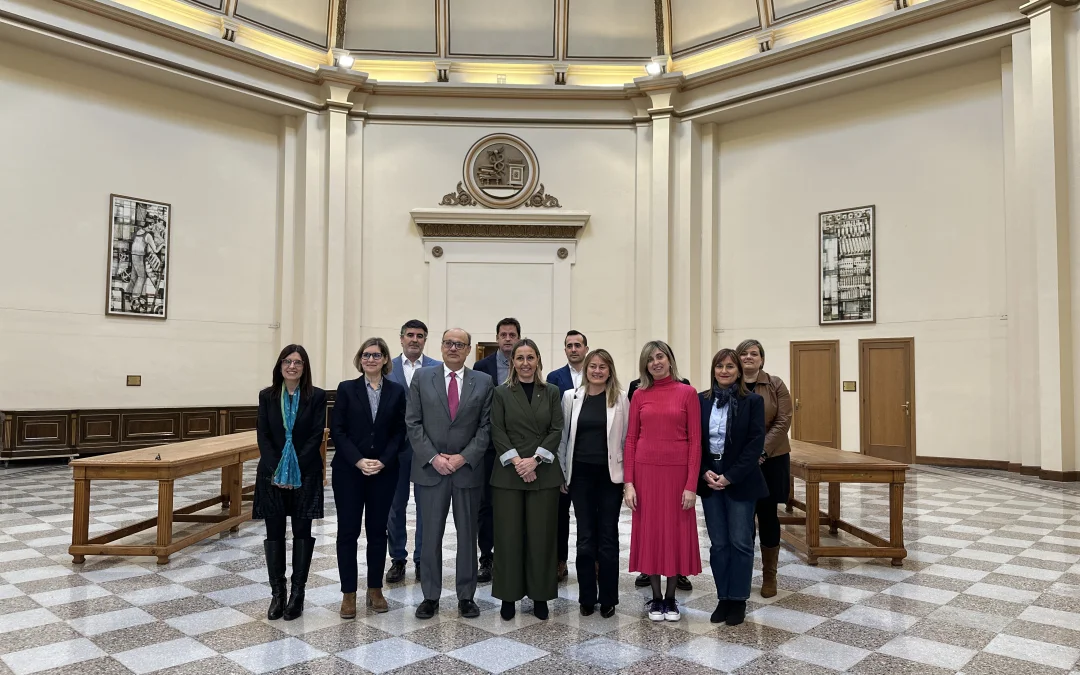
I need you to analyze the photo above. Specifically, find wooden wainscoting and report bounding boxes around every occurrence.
[1,392,336,462]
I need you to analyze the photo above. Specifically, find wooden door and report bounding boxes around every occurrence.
[859,338,915,463]
[790,341,840,448]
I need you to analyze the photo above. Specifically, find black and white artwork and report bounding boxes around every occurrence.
[106,194,171,319]
[820,205,874,324]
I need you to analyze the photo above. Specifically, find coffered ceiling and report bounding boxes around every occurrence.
[184,0,855,59]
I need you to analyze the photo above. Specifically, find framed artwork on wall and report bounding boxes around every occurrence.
[820,205,875,324]
[105,194,171,319]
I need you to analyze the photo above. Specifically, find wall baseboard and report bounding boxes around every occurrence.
[915,456,1010,470]
[915,456,1078,482]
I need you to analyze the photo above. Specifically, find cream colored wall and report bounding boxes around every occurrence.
[0,41,282,409]
[354,122,640,378]
[715,58,1009,460]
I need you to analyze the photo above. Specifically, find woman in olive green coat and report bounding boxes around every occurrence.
[491,338,565,621]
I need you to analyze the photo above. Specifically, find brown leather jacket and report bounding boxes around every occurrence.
[752,370,792,457]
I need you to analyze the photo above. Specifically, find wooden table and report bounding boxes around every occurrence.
[779,440,908,566]
[69,431,259,565]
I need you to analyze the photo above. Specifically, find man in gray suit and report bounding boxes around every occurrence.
[406,328,494,619]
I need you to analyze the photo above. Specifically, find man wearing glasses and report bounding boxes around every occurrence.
[385,320,442,584]
[471,317,521,583]
[406,329,494,619]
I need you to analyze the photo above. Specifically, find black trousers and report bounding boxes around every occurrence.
[332,464,398,593]
[568,461,622,607]
[478,449,496,560]
[558,490,571,562]
[755,453,790,548]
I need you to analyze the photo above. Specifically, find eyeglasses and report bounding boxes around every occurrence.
[442,340,469,351]
[360,352,384,361]
[281,359,304,368]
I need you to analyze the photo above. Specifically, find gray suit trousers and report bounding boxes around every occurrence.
[416,479,480,602]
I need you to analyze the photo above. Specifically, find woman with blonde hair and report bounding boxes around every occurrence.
[490,339,564,620]
[623,341,701,621]
[558,349,628,617]
[735,339,792,599]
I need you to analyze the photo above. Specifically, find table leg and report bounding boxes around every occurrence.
[228,462,242,531]
[71,478,91,564]
[220,466,232,510]
[786,473,795,513]
[156,480,174,565]
[805,481,820,565]
[828,482,840,535]
[890,482,905,566]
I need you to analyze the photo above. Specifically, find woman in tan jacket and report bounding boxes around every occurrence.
[736,339,792,598]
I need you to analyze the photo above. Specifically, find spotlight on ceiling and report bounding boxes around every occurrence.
[645,61,663,76]
[337,53,355,69]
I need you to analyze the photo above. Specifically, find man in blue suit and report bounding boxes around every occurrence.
[385,319,441,583]
[470,317,520,583]
[545,330,588,580]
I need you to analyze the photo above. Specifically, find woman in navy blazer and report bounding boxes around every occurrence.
[698,348,768,627]
[331,337,407,619]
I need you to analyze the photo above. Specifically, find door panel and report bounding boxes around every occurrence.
[860,339,915,463]
[790,341,840,448]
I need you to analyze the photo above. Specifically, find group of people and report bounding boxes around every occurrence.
[254,318,792,627]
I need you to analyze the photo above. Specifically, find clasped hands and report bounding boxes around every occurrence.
[511,456,539,483]
[431,453,466,476]
[355,458,386,476]
[622,484,697,511]
[703,470,731,490]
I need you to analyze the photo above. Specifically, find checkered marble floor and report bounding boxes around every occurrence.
[0,462,1078,675]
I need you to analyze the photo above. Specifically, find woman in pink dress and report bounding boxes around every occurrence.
[623,340,702,621]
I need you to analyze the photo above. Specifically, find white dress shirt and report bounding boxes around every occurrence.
[444,364,465,394]
[570,365,584,391]
[400,354,424,388]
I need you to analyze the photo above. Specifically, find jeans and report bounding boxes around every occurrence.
[568,462,622,606]
[387,449,422,563]
[332,464,398,592]
[701,489,757,601]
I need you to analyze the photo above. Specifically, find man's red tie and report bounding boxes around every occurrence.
[448,371,460,420]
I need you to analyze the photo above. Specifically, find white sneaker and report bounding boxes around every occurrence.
[664,598,680,621]
[647,598,665,621]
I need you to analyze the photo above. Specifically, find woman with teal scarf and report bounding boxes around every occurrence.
[255,344,327,622]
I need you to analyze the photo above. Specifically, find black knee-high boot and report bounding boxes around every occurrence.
[264,540,287,620]
[284,537,315,621]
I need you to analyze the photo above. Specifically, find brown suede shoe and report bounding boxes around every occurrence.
[760,545,780,598]
[339,592,356,619]
[366,588,389,613]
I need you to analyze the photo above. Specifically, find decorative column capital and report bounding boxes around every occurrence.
[315,65,370,111]
[1020,0,1078,17]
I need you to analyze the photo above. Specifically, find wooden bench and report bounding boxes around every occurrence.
[70,432,262,565]
[70,429,332,565]
[779,440,908,566]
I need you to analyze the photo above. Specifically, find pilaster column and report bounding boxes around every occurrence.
[1021,0,1076,474]
[316,66,368,386]
[633,73,684,352]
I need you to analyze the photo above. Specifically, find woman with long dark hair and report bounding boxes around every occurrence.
[331,337,407,618]
[699,348,768,626]
[255,344,327,621]
[735,339,792,598]
[490,339,564,620]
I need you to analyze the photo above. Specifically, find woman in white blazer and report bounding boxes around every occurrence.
[558,348,629,618]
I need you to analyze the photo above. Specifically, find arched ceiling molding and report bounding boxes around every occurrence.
[232,0,332,49]
[669,0,763,58]
[341,0,439,55]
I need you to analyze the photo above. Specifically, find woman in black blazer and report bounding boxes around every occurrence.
[256,344,327,622]
[331,337,407,619]
[698,348,768,627]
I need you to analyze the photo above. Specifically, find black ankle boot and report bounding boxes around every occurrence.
[725,600,746,626]
[533,600,549,620]
[500,601,516,621]
[284,537,315,621]
[710,599,730,623]
[264,540,287,621]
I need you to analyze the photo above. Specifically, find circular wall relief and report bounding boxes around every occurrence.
[557,247,569,259]
[462,134,540,209]
[431,246,444,258]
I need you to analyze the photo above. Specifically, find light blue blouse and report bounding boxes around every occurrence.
[708,402,729,457]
